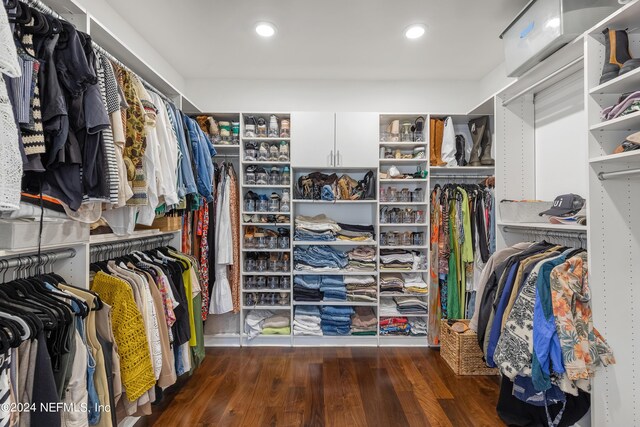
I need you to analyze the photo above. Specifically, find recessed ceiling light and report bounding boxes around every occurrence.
[405,24,426,39]
[255,22,276,38]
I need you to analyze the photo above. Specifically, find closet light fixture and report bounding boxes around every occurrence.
[545,17,560,29]
[256,22,277,38]
[405,24,426,39]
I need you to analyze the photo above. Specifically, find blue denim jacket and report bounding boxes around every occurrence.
[167,105,197,197]
[183,115,216,202]
[486,263,519,367]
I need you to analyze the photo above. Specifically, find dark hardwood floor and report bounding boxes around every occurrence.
[141,347,505,427]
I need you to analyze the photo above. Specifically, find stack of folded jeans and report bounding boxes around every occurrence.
[351,307,377,335]
[293,305,322,336]
[394,297,428,315]
[346,246,376,271]
[294,275,322,302]
[262,313,291,335]
[402,273,428,294]
[380,274,404,293]
[320,275,347,301]
[294,214,341,241]
[294,245,348,271]
[408,318,428,336]
[321,306,354,336]
[345,275,377,302]
[380,317,411,336]
[601,91,640,121]
[379,249,417,271]
[336,223,375,242]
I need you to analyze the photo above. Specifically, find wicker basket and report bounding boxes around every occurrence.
[440,320,499,376]
[136,216,182,232]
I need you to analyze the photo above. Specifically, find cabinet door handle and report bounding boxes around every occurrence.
[337,150,341,166]
[329,150,334,166]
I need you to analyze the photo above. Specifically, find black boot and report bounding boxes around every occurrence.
[601,28,632,84]
[455,135,467,166]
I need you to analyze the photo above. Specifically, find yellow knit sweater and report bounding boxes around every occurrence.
[91,271,155,401]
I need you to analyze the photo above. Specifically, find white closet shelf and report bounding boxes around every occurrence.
[379,159,427,164]
[241,137,291,142]
[590,110,640,132]
[241,211,291,215]
[589,150,640,165]
[379,202,427,206]
[241,248,290,252]
[379,142,428,147]
[242,305,291,311]
[241,222,290,226]
[379,245,428,250]
[292,241,376,246]
[89,230,178,244]
[293,301,378,307]
[379,269,429,273]
[242,160,291,165]
[0,241,88,258]
[293,270,377,276]
[497,221,587,232]
[292,200,377,204]
[380,292,429,297]
[589,66,640,95]
[242,271,291,276]
[379,179,427,183]
[242,289,292,293]
[243,185,290,189]
[379,223,426,227]
[430,166,495,173]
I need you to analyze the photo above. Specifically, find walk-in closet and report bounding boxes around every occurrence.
[0,0,637,425]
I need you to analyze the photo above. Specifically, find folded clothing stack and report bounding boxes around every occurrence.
[379,317,411,336]
[346,246,377,271]
[345,275,377,302]
[402,273,428,294]
[394,297,428,315]
[294,245,348,271]
[601,91,640,121]
[351,307,377,335]
[321,305,354,336]
[409,318,428,336]
[320,275,346,301]
[293,305,322,336]
[262,313,291,335]
[294,275,322,301]
[380,274,404,293]
[379,249,417,271]
[336,223,375,242]
[294,214,341,241]
[244,310,275,339]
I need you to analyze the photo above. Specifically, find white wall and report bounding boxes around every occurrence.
[478,62,516,105]
[534,71,588,200]
[185,78,481,113]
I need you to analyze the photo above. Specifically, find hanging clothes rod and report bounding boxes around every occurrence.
[501,56,584,107]
[502,226,587,239]
[25,0,176,106]
[0,248,76,270]
[90,234,174,255]
[597,168,640,181]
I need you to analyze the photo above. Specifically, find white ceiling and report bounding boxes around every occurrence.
[105,0,529,81]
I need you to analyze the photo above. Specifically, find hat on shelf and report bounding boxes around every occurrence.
[539,194,585,217]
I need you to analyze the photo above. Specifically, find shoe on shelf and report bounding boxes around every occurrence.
[601,28,640,84]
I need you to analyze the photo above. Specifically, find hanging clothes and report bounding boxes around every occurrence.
[209,164,233,314]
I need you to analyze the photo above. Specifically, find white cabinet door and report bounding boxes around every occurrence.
[290,112,336,168]
[335,112,379,168]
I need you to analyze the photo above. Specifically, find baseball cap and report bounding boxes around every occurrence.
[539,194,585,217]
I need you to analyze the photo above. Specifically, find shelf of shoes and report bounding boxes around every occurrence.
[240,113,293,343]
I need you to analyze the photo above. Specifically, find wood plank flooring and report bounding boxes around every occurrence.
[141,347,504,427]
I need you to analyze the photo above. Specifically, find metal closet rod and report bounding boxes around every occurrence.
[502,226,587,240]
[89,234,174,255]
[0,248,76,270]
[598,168,640,181]
[501,56,584,107]
[25,0,176,106]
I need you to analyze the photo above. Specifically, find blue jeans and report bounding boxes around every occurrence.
[321,185,335,201]
[294,246,348,269]
[294,276,322,289]
[294,230,335,241]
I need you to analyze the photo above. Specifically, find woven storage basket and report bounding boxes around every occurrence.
[440,320,499,376]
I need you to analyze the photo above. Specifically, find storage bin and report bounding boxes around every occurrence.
[440,320,499,376]
[499,200,553,223]
[0,219,89,249]
[136,216,182,232]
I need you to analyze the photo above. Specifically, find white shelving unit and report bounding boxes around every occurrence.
[378,114,430,345]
